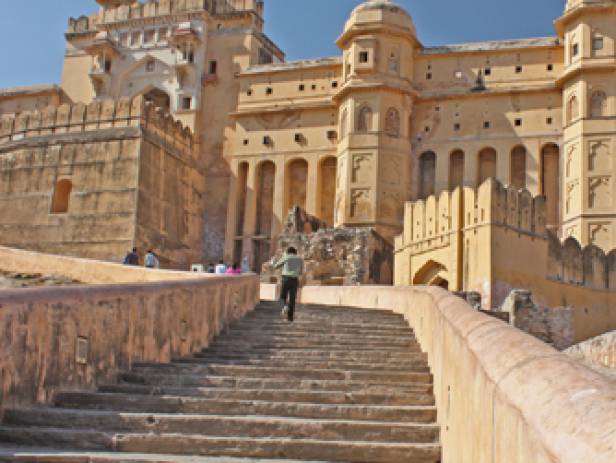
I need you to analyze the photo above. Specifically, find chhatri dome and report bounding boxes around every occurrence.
[340,0,417,43]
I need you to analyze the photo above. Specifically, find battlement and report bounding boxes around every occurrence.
[67,0,262,34]
[400,179,546,252]
[0,96,194,159]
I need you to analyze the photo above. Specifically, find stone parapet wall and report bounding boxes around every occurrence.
[566,330,616,376]
[297,285,616,463]
[0,97,194,162]
[0,266,259,411]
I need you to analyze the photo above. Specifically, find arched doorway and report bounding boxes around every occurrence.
[413,260,449,289]
[478,147,497,184]
[419,151,436,199]
[319,157,337,226]
[541,143,560,230]
[285,159,308,213]
[143,87,170,111]
[449,150,465,190]
[510,145,527,190]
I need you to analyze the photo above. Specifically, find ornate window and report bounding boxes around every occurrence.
[357,105,372,133]
[567,94,579,123]
[590,90,607,118]
[340,108,348,138]
[385,108,400,138]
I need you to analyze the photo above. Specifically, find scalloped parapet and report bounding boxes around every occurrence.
[399,178,546,252]
[0,96,194,158]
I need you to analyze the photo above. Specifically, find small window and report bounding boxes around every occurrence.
[104,59,112,73]
[424,126,430,133]
[144,29,155,44]
[131,31,141,46]
[208,60,218,75]
[546,117,553,125]
[247,89,253,96]
[359,51,369,63]
[515,65,523,73]
[299,84,305,91]
[435,106,440,112]
[426,72,432,80]
[484,68,491,76]
[515,118,522,127]
[146,60,155,72]
[158,27,168,42]
[572,43,579,57]
[593,37,604,51]
[484,121,491,129]
[181,97,192,110]
[50,179,72,214]
[266,87,273,95]
[454,123,461,131]
[454,70,463,79]
[311,84,317,90]
[332,81,338,88]
[119,33,129,47]
[547,64,553,71]
[243,139,249,145]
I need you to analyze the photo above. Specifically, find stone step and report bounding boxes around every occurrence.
[194,350,425,362]
[210,335,418,345]
[228,320,414,333]
[172,358,429,371]
[118,372,431,391]
[54,393,438,422]
[0,448,330,463]
[130,363,431,379]
[4,409,440,444]
[120,367,432,386]
[96,384,435,405]
[240,316,408,327]
[203,345,424,355]
[0,427,441,463]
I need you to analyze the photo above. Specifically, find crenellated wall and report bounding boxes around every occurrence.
[0,97,204,268]
[395,178,616,343]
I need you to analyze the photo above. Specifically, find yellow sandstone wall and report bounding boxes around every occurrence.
[0,97,204,268]
[396,179,616,343]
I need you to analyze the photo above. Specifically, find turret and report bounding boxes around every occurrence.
[333,0,419,241]
[555,0,616,250]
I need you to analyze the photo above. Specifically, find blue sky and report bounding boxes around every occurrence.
[0,0,564,88]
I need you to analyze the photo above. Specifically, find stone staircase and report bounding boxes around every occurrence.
[0,301,442,462]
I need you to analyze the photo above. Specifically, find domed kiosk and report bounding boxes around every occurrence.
[339,0,418,44]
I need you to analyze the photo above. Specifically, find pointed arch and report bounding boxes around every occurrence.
[357,105,373,133]
[590,89,607,118]
[385,107,400,137]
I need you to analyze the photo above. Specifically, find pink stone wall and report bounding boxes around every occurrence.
[0,275,259,411]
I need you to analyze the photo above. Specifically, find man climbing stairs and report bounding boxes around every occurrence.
[0,301,442,462]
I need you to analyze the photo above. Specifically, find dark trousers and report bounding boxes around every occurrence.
[280,276,299,321]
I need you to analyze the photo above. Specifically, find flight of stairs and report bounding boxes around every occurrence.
[0,301,442,462]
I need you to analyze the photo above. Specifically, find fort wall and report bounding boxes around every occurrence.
[396,179,616,343]
[0,97,204,268]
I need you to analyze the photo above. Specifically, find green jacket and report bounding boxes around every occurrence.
[274,254,304,278]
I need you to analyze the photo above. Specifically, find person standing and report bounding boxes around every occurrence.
[144,250,160,269]
[274,247,304,322]
[207,263,216,274]
[215,260,227,274]
[123,248,139,266]
[241,255,251,273]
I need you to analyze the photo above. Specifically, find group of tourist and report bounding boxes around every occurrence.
[206,256,251,275]
[122,248,160,269]
[122,246,305,323]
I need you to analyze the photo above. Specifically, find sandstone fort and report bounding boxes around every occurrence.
[0,1,614,461]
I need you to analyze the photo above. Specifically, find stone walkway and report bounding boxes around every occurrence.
[0,301,441,462]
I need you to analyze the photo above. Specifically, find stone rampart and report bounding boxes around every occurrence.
[0,250,259,411]
[566,330,616,377]
[297,285,616,463]
[0,97,194,160]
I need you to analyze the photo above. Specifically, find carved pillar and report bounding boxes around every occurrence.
[305,157,319,216]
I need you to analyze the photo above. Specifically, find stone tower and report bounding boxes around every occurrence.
[334,0,419,241]
[556,0,616,249]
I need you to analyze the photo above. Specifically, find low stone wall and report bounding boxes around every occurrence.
[0,245,212,285]
[0,270,259,411]
[297,285,616,463]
